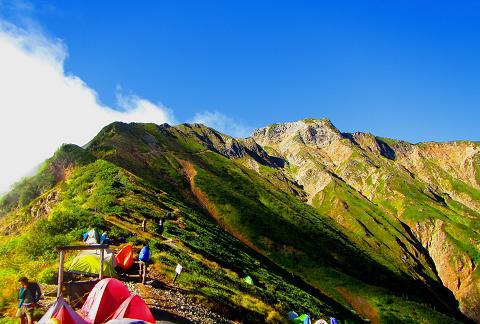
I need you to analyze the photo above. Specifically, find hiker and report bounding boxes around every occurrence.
[158,218,164,237]
[83,224,99,244]
[141,218,147,232]
[138,244,151,284]
[17,277,42,324]
[100,231,111,245]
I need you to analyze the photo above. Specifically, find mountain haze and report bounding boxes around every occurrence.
[0,118,479,323]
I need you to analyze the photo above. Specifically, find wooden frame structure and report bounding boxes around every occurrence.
[56,244,109,298]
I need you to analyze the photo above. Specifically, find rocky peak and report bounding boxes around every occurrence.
[347,132,397,160]
[252,118,342,147]
[177,123,284,167]
[173,123,245,158]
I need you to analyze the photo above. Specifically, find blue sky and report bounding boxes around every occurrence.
[2,0,480,142]
[2,0,480,192]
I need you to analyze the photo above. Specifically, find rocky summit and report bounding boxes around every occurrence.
[0,118,479,323]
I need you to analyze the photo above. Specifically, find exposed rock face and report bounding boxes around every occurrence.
[252,119,353,203]
[392,141,480,212]
[30,190,59,219]
[248,118,480,321]
[176,123,284,168]
[411,219,479,319]
[349,132,396,160]
[253,118,343,149]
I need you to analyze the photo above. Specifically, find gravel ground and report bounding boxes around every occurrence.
[125,281,231,324]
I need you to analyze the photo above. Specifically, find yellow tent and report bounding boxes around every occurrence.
[68,250,117,277]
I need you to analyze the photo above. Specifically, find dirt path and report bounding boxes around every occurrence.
[176,158,263,255]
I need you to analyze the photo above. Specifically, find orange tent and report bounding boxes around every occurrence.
[81,278,131,323]
[110,295,155,323]
[116,245,134,271]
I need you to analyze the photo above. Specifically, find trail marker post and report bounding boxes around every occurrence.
[173,264,183,284]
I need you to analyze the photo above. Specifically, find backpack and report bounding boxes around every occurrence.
[139,245,151,262]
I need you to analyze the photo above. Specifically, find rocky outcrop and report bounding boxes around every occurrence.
[346,132,396,160]
[390,141,480,212]
[174,123,286,169]
[411,219,479,321]
[252,118,343,149]
[251,119,354,203]
[30,190,59,219]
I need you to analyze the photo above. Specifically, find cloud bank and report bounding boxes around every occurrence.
[0,21,174,193]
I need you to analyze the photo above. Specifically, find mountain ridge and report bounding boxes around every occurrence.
[0,118,479,322]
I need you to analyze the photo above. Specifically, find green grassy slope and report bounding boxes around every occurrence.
[0,155,360,322]
[0,121,470,323]
[84,122,464,322]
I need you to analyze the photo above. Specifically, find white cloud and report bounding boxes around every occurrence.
[0,18,251,194]
[115,87,174,123]
[191,111,252,138]
[0,20,174,193]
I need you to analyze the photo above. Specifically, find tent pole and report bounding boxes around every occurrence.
[99,248,104,279]
[57,250,65,298]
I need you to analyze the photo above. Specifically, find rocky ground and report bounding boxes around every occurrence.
[126,281,230,324]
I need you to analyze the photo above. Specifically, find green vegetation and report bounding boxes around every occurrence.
[0,144,95,215]
[0,121,475,322]
[302,118,321,124]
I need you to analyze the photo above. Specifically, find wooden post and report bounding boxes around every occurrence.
[57,250,65,298]
[99,248,104,279]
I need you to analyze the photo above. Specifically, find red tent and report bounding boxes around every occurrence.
[38,297,87,324]
[110,295,155,323]
[116,245,134,271]
[54,305,76,324]
[81,278,131,323]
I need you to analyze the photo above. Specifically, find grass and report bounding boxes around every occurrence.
[0,121,473,323]
[185,149,458,322]
[0,154,352,321]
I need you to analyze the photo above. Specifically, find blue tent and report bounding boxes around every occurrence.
[288,311,299,321]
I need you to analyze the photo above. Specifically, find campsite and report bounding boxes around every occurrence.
[29,227,234,324]
[42,222,235,323]
[10,224,342,324]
